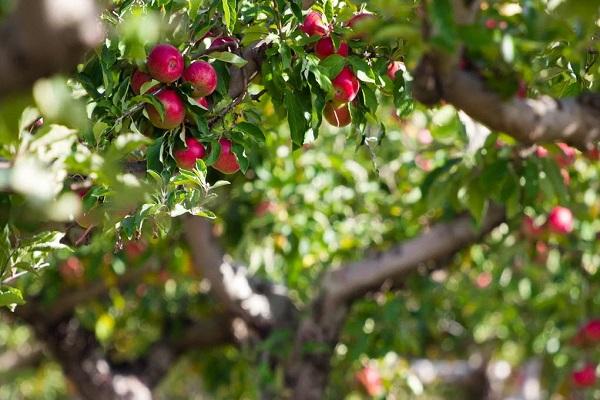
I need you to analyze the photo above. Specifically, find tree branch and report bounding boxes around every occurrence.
[182,216,298,336]
[0,0,103,97]
[285,205,506,400]
[413,2,600,152]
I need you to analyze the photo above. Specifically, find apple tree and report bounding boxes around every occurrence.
[0,0,599,398]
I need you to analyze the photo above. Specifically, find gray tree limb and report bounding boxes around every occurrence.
[0,0,103,97]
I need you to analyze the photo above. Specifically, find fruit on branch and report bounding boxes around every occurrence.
[345,12,376,39]
[571,364,597,388]
[521,215,542,239]
[535,145,549,158]
[561,168,571,186]
[196,97,209,110]
[314,37,349,59]
[59,256,85,285]
[147,44,184,83]
[183,61,218,97]
[535,241,549,264]
[146,89,185,129]
[213,138,240,174]
[123,240,147,261]
[355,365,383,397]
[547,206,574,235]
[556,143,577,168]
[574,320,600,346]
[209,36,239,51]
[585,147,600,161]
[131,69,158,95]
[174,137,206,169]
[301,11,329,37]
[387,61,404,80]
[323,101,351,127]
[516,80,527,99]
[332,67,360,102]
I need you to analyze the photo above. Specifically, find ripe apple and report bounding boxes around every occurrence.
[571,364,597,388]
[535,145,549,158]
[147,44,184,83]
[196,97,209,110]
[323,101,351,127]
[174,137,206,169]
[146,89,186,129]
[535,241,549,264]
[355,365,383,397]
[578,320,600,344]
[183,61,218,97]
[547,206,574,235]
[123,240,147,261]
[332,67,360,102]
[556,143,576,168]
[521,215,543,238]
[345,12,376,39]
[131,69,158,95]
[213,138,240,174]
[585,147,600,161]
[209,36,238,51]
[387,61,404,80]
[301,11,329,37]
[516,80,527,99]
[314,37,349,59]
[59,256,85,285]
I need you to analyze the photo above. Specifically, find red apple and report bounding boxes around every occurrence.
[332,67,360,102]
[123,240,147,261]
[59,256,85,285]
[485,18,498,29]
[174,137,206,169]
[355,365,383,397]
[213,138,240,174]
[323,101,351,127]
[522,215,543,238]
[314,37,349,59]
[579,320,600,344]
[585,147,600,161]
[556,143,576,168]
[183,61,218,97]
[345,12,376,39]
[301,11,329,37]
[535,145,549,158]
[547,206,574,234]
[147,44,184,83]
[196,97,209,110]
[146,89,185,129]
[571,364,597,388]
[387,61,404,80]
[131,69,158,95]
[209,36,238,51]
[535,241,549,264]
[475,271,493,289]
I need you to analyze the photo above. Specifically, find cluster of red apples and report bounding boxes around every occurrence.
[570,320,599,388]
[132,43,239,174]
[301,11,403,128]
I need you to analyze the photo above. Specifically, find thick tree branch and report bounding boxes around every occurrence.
[413,1,600,152]
[322,204,506,304]
[182,216,298,335]
[286,205,505,400]
[0,0,103,97]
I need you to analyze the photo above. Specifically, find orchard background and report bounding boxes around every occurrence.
[0,0,599,398]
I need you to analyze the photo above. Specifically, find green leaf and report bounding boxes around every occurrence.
[319,55,346,78]
[430,0,458,51]
[208,52,247,68]
[0,287,25,308]
[234,122,264,143]
[284,89,311,146]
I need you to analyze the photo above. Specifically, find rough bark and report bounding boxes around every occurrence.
[0,0,103,97]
